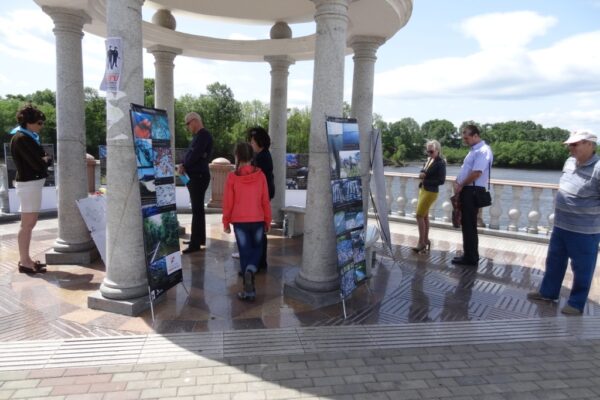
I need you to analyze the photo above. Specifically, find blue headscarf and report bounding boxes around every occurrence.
[10,125,41,145]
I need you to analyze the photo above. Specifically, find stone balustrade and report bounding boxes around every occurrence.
[379,172,558,238]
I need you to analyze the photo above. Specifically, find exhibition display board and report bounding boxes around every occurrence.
[326,117,367,299]
[130,104,182,301]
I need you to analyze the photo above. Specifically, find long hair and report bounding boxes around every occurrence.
[234,142,254,171]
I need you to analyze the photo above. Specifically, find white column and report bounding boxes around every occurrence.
[265,54,294,225]
[148,9,180,154]
[42,7,96,264]
[349,36,384,218]
[293,0,350,297]
[89,0,147,315]
[147,45,181,152]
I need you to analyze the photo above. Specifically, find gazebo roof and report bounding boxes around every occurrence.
[35,0,412,61]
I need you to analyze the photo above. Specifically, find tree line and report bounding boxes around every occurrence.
[0,80,571,169]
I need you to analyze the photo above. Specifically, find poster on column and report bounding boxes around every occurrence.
[326,116,367,299]
[100,37,122,94]
[130,104,182,301]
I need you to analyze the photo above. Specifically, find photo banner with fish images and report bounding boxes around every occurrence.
[326,116,367,299]
[130,104,182,301]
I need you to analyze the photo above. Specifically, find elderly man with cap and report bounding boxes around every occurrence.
[528,130,600,315]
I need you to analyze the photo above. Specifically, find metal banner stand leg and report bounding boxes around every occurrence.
[341,293,347,320]
[148,287,156,325]
[179,281,191,307]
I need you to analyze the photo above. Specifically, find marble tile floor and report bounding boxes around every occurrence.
[1,214,599,342]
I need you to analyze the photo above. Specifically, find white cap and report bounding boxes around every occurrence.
[563,130,598,144]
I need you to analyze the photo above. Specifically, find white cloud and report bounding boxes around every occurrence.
[532,108,600,132]
[375,10,600,101]
[460,11,556,50]
[0,9,54,64]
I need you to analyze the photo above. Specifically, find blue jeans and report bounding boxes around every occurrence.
[233,222,264,274]
[539,226,600,311]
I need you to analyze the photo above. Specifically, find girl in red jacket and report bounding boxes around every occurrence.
[222,142,272,301]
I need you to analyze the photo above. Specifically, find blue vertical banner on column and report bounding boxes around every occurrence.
[130,104,182,301]
[326,117,367,299]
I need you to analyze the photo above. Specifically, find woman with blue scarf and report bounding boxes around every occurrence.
[10,104,50,274]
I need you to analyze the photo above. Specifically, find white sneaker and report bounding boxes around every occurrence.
[232,252,240,259]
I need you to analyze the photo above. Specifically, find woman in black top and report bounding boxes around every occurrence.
[248,127,274,272]
[413,140,446,254]
[10,104,50,274]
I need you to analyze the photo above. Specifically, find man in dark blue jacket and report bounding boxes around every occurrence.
[179,112,213,254]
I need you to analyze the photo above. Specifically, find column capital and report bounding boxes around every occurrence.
[349,35,386,60]
[147,45,182,64]
[42,7,91,35]
[311,0,349,23]
[264,55,295,71]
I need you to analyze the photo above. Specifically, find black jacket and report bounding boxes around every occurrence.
[183,128,213,177]
[420,157,446,193]
[10,132,48,182]
[254,149,275,199]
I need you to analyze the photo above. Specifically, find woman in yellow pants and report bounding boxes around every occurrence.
[413,140,446,253]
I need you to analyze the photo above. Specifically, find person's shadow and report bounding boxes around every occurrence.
[408,259,431,322]
[441,266,477,321]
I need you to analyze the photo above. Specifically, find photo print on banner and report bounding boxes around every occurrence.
[130,104,182,300]
[326,116,367,299]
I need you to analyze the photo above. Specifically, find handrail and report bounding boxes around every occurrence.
[380,171,559,241]
[383,171,559,190]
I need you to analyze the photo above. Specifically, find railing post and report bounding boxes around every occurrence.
[507,186,523,232]
[396,176,408,216]
[547,188,557,235]
[527,187,543,234]
[385,175,393,216]
[489,183,504,229]
[441,181,453,222]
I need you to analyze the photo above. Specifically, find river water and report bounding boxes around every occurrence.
[384,164,563,230]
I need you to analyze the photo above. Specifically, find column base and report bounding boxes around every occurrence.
[88,291,160,316]
[284,280,341,308]
[45,247,100,265]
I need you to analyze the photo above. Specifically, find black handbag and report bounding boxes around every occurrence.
[474,190,492,208]
[473,163,492,208]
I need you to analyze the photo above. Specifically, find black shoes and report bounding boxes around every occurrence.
[182,247,201,254]
[451,256,478,267]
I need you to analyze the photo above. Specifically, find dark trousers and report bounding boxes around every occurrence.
[459,186,483,263]
[187,175,210,248]
[259,233,268,269]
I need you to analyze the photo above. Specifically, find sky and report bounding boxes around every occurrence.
[0,0,599,133]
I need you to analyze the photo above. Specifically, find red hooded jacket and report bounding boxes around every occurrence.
[222,165,272,230]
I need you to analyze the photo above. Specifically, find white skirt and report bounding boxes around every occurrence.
[15,178,45,213]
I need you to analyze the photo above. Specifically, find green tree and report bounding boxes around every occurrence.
[387,117,423,162]
[143,78,155,108]
[287,107,311,153]
[421,119,459,147]
[198,82,242,159]
[84,87,106,157]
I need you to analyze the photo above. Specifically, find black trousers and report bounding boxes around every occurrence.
[259,232,268,269]
[187,175,210,248]
[459,186,484,263]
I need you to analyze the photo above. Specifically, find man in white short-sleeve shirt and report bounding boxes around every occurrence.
[452,124,493,267]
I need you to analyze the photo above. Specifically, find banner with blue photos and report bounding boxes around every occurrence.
[130,104,182,301]
[326,117,367,299]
